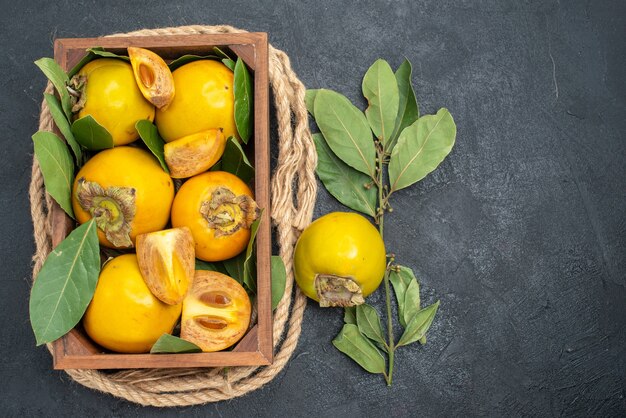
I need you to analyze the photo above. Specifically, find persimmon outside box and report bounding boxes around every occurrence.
[48,33,272,369]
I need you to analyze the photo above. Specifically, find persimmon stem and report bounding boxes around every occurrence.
[376,140,395,386]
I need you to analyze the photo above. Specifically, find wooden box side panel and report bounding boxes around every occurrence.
[49,33,272,369]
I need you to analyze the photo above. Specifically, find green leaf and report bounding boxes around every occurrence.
[356,303,386,347]
[213,46,234,60]
[29,219,100,345]
[403,279,421,327]
[221,136,254,183]
[242,211,264,292]
[234,58,253,144]
[389,265,419,328]
[68,49,101,78]
[167,55,220,71]
[223,252,246,285]
[68,47,101,78]
[34,57,72,120]
[332,324,386,374]
[313,133,377,217]
[271,256,286,310]
[313,89,376,178]
[135,120,169,173]
[305,89,320,117]
[362,59,399,146]
[212,47,236,70]
[150,334,202,354]
[71,115,114,151]
[43,93,82,165]
[388,108,456,192]
[344,306,357,325]
[222,58,236,71]
[397,301,440,347]
[67,47,129,78]
[87,48,129,61]
[388,59,420,152]
[195,259,228,275]
[32,131,75,219]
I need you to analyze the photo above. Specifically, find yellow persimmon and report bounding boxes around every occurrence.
[71,146,174,249]
[83,254,182,353]
[293,212,387,307]
[171,171,258,262]
[74,58,155,145]
[155,60,237,142]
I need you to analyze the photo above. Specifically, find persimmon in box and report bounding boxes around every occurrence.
[30,33,276,369]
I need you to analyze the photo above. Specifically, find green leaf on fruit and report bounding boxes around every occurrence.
[32,131,75,219]
[388,108,456,192]
[135,120,169,173]
[150,334,202,354]
[71,115,114,151]
[29,219,100,345]
[68,47,129,78]
[313,89,376,178]
[313,133,377,217]
[167,55,221,71]
[333,324,386,374]
[362,59,399,146]
[234,57,253,144]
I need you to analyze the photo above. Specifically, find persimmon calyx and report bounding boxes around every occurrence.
[315,274,365,307]
[68,74,87,113]
[75,177,136,248]
[200,187,258,237]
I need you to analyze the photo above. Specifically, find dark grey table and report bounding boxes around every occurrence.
[2,1,624,416]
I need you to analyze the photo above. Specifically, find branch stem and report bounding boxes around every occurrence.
[377,141,395,386]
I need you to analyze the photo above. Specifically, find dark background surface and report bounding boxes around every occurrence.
[1,0,625,416]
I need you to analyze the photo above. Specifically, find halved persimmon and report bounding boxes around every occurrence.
[181,270,251,352]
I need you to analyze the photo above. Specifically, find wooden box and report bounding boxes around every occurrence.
[48,33,272,369]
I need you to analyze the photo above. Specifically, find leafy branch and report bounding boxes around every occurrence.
[306,58,456,385]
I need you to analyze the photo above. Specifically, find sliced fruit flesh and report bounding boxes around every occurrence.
[136,227,195,305]
[128,46,175,109]
[181,270,251,352]
[164,129,226,178]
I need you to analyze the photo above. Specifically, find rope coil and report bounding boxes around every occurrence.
[29,25,316,406]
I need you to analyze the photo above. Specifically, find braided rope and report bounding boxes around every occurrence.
[29,25,317,406]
